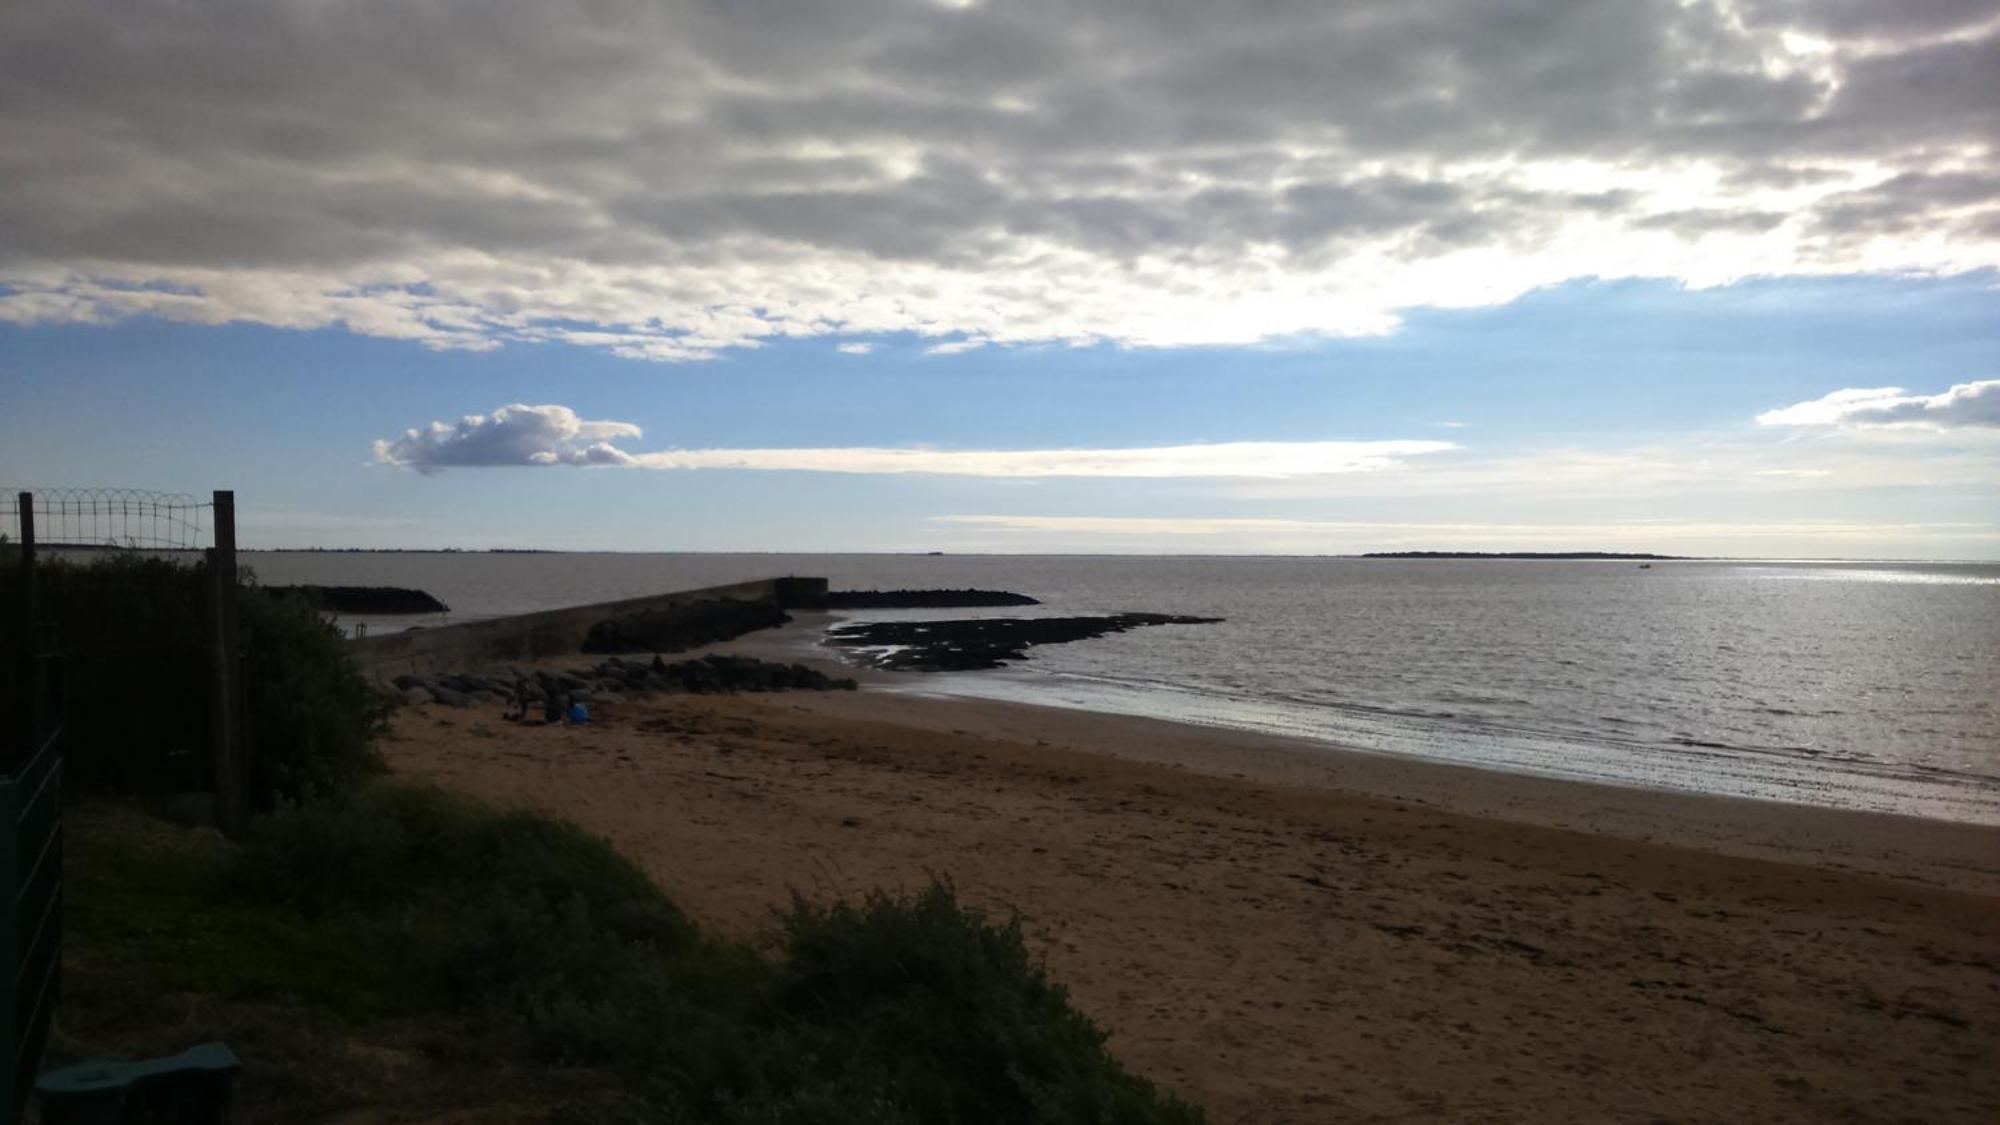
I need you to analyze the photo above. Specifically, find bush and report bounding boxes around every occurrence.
[0,552,382,801]
[221,783,1203,1123]
[230,784,745,1067]
[1,552,210,790]
[237,585,386,800]
[767,884,1203,1125]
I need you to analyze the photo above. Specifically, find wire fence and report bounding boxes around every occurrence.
[2,488,209,551]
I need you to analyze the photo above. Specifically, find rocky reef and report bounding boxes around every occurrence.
[392,653,856,710]
[274,585,449,614]
[825,589,1041,609]
[826,613,1222,672]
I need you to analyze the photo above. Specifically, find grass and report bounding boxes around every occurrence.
[62,785,1204,1123]
[65,804,391,1021]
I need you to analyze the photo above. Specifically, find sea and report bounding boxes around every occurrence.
[243,552,2000,825]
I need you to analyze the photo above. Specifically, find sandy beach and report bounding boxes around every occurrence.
[380,655,2000,1123]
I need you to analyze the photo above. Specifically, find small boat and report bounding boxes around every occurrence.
[1638,563,1652,569]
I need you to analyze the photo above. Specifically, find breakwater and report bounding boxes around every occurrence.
[347,576,827,681]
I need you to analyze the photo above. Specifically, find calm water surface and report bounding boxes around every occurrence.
[245,552,2000,823]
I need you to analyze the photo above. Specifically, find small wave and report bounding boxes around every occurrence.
[1744,568,2000,587]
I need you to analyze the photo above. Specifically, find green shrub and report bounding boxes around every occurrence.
[229,784,744,1068]
[238,585,386,801]
[64,804,393,1020]
[767,883,1203,1125]
[0,553,383,802]
[218,783,1203,1123]
[1,552,210,791]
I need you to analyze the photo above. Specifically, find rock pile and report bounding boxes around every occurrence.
[275,585,450,613]
[824,589,1041,609]
[391,653,857,709]
[826,612,1223,672]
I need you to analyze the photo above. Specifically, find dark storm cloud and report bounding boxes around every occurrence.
[2,0,1995,355]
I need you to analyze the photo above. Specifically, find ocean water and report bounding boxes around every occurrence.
[243,552,2000,824]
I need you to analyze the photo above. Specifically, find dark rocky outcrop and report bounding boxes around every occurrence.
[826,588,1041,609]
[392,653,856,712]
[582,598,791,654]
[826,613,1222,672]
[273,585,449,614]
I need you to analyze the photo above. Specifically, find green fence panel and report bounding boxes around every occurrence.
[3,660,62,1122]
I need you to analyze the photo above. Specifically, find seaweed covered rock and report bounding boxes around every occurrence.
[582,598,791,654]
[393,654,856,710]
[270,585,449,614]
[826,589,1041,609]
[827,613,1222,671]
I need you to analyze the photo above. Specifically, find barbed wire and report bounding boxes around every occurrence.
[2,488,210,551]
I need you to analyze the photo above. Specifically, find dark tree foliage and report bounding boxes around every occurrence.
[0,553,382,801]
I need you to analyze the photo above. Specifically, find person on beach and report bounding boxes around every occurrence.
[505,677,530,723]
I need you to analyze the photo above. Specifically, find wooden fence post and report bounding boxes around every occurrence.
[207,491,249,837]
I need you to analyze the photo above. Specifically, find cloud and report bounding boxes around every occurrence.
[371,404,644,474]
[4,1,1997,359]
[371,404,1454,477]
[1756,379,2000,429]
[627,440,1455,477]
[834,342,875,355]
[924,339,989,357]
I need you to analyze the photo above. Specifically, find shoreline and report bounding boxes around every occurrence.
[381,676,2000,1122]
[776,687,2000,896]
[718,620,2000,894]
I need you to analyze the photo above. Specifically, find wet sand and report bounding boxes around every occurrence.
[381,671,2000,1123]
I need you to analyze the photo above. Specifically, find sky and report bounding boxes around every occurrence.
[3,0,1997,558]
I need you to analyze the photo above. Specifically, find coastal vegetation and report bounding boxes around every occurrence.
[22,553,1196,1119]
[66,785,1202,1122]
[1,552,384,801]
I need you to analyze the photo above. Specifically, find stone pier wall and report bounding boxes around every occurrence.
[347,576,827,681]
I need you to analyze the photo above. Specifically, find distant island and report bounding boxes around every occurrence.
[1363,551,1690,560]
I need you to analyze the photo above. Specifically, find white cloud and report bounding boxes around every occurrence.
[923,339,989,357]
[834,342,875,355]
[1756,379,2000,429]
[371,404,643,474]
[629,440,1454,477]
[1214,436,2000,501]
[371,404,1454,477]
[3,1,1996,360]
